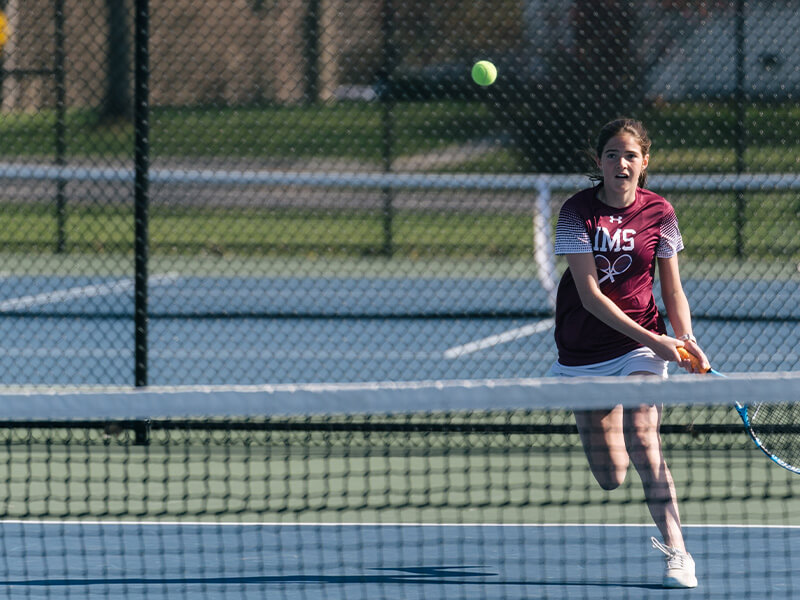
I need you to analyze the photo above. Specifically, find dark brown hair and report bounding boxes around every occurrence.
[591,118,652,188]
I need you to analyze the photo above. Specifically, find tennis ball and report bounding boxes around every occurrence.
[471,60,497,86]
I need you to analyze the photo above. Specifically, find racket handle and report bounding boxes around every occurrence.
[677,347,710,373]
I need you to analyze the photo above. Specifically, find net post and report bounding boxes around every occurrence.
[533,181,557,310]
[133,0,149,387]
[132,419,151,445]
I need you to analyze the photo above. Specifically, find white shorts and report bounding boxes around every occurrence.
[549,347,668,378]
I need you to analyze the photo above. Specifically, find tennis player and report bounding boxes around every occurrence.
[550,118,708,589]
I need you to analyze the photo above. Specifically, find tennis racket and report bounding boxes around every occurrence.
[678,347,800,474]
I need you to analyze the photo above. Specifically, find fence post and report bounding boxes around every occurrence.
[379,0,395,257]
[134,0,149,387]
[54,0,66,253]
[733,0,746,258]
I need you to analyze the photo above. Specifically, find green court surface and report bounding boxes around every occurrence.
[3,409,796,527]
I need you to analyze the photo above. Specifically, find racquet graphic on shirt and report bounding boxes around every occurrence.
[678,347,800,474]
[595,254,633,283]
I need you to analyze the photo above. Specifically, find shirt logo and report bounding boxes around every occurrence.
[595,254,633,283]
[593,227,636,252]
[609,216,623,224]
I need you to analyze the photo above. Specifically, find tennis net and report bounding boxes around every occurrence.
[1,374,799,599]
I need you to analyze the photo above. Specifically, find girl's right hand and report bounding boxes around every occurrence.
[677,346,710,374]
[651,335,692,367]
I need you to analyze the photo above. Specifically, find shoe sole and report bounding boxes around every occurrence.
[663,577,698,589]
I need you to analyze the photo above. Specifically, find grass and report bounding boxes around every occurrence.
[1,100,799,170]
[0,99,798,262]
[670,191,800,257]
[0,202,538,259]
[0,101,499,164]
[1,190,796,263]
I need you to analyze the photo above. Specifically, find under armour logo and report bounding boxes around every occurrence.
[595,254,632,283]
[609,216,623,224]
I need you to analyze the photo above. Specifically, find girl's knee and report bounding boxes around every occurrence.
[590,463,628,490]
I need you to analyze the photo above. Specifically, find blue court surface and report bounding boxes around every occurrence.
[0,273,798,384]
[0,272,798,599]
[2,522,797,599]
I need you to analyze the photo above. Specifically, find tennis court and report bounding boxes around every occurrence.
[4,523,797,599]
[3,1,800,596]
[0,269,797,384]
[0,377,798,599]
[0,257,796,600]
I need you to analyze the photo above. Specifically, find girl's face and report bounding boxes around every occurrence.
[596,133,649,193]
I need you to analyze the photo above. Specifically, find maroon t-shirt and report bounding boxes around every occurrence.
[553,185,684,366]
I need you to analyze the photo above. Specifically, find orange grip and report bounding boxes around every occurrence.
[677,347,709,373]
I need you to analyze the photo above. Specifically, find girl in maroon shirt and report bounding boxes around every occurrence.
[551,119,709,589]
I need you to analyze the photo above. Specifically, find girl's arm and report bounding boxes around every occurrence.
[566,252,687,364]
[657,255,710,372]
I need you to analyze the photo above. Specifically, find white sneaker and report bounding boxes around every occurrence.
[651,537,698,588]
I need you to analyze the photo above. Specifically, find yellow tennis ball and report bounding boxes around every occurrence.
[471,60,497,86]
[0,11,9,51]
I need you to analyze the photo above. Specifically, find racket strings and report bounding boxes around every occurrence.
[747,402,800,465]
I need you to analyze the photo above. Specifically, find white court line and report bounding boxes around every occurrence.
[443,319,555,359]
[0,274,178,311]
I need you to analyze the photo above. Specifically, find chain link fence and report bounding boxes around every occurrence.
[0,0,797,385]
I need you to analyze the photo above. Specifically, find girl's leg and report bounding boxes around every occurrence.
[574,405,629,490]
[623,401,686,551]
